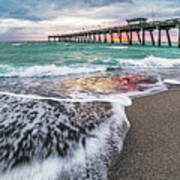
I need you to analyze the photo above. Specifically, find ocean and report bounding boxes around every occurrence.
[0,41,180,180]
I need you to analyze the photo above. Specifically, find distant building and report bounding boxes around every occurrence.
[126,18,147,25]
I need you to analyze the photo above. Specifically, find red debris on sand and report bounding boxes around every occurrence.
[61,73,157,93]
[113,74,149,92]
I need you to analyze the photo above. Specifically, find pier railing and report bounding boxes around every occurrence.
[48,18,180,48]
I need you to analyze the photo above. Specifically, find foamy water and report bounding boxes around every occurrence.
[117,56,180,69]
[164,79,180,85]
[0,92,131,180]
[0,64,106,77]
[11,43,23,47]
[105,46,128,49]
[99,56,180,69]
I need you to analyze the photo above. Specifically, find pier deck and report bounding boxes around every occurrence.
[48,18,180,48]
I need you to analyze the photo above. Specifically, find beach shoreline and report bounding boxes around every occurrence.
[108,90,180,180]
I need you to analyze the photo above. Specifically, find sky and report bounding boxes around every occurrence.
[0,0,180,41]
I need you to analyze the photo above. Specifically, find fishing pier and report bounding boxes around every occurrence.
[48,18,180,48]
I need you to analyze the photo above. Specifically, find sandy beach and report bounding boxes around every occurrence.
[108,90,180,180]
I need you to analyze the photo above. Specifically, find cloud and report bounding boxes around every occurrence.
[0,0,132,21]
[130,0,180,20]
[0,0,180,41]
[81,0,132,7]
[0,15,116,41]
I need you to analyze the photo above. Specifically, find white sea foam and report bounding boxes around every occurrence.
[95,56,180,70]
[1,104,129,180]
[11,43,23,47]
[117,56,180,69]
[0,92,131,180]
[0,64,106,77]
[1,158,61,180]
[68,79,168,99]
[105,46,128,49]
[124,81,168,98]
[0,91,132,106]
[164,79,180,85]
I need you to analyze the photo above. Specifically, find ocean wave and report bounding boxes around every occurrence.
[93,56,180,68]
[0,64,106,77]
[117,56,180,69]
[1,56,180,77]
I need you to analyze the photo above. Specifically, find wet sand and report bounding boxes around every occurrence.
[108,90,180,180]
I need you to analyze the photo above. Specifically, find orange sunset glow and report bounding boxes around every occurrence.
[106,34,128,42]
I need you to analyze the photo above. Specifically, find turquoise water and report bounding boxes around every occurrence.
[0,41,180,179]
[0,41,180,79]
[0,41,180,95]
[0,41,180,67]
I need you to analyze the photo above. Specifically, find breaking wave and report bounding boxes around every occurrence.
[1,56,180,77]
[101,56,180,68]
[0,92,131,180]
[0,64,106,77]
[117,56,180,69]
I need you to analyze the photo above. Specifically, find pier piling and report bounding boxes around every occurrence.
[178,27,180,48]
[93,34,96,42]
[150,30,155,46]
[129,31,133,45]
[166,29,171,47]
[118,30,122,43]
[110,31,114,43]
[98,33,101,43]
[126,31,130,44]
[136,31,141,44]
[104,33,107,43]
[158,28,161,47]
[142,29,145,46]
